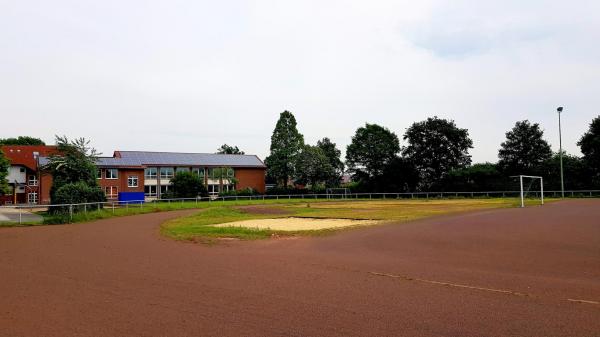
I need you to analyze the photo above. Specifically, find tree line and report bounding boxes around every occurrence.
[263,111,600,192]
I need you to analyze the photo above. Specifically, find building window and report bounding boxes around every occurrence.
[192,167,205,178]
[20,167,26,173]
[96,169,102,179]
[159,167,174,179]
[28,175,38,186]
[160,185,170,197]
[144,185,157,197]
[128,176,139,188]
[176,167,189,174]
[27,192,38,204]
[227,168,235,178]
[105,186,118,198]
[208,184,220,194]
[144,167,157,179]
[106,169,118,179]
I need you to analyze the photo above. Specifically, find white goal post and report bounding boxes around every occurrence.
[514,175,544,208]
[326,188,350,199]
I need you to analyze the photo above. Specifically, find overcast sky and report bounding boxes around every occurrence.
[1,0,599,163]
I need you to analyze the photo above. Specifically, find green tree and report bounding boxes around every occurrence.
[0,150,9,195]
[217,144,245,154]
[403,117,473,189]
[265,111,305,186]
[0,136,45,145]
[439,163,507,192]
[316,137,344,187]
[537,153,595,190]
[294,145,335,187]
[578,116,600,180]
[170,171,208,198]
[346,123,400,179]
[498,120,552,174]
[44,136,104,206]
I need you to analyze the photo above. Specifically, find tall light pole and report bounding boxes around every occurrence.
[557,106,564,198]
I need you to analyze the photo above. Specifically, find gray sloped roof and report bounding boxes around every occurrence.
[103,151,265,168]
[38,151,266,168]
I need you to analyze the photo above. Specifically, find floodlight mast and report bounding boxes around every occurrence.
[557,107,565,198]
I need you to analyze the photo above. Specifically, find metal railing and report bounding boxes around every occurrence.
[1,190,599,224]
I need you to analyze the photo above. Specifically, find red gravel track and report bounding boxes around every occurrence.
[1,200,599,337]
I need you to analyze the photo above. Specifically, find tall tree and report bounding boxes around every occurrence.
[216,144,245,155]
[0,136,45,145]
[498,120,552,174]
[316,137,344,187]
[346,123,400,179]
[578,116,600,178]
[0,150,9,195]
[294,145,334,187]
[44,136,104,205]
[265,111,305,186]
[403,117,473,189]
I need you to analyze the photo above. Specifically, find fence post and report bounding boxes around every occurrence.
[84,204,87,214]
[69,204,73,222]
[112,202,115,214]
[19,207,22,224]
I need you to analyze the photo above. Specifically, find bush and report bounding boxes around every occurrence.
[219,187,259,197]
[170,172,208,198]
[49,182,106,214]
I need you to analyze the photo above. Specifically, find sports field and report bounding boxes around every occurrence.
[0,199,598,336]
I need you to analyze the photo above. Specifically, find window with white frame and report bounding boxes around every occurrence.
[160,167,174,179]
[176,167,189,174]
[96,169,102,179]
[128,176,138,188]
[144,185,157,197]
[160,185,170,196]
[145,167,157,179]
[192,167,205,178]
[27,192,38,204]
[105,186,118,198]
[208,184,220,194]
[28,175,38,186]
[105,168,118,179]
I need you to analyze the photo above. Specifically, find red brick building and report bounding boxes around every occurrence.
[2,147,266,204]
[0,145,58,205]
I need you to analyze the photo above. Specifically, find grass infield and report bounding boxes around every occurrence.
[160,198,550,241]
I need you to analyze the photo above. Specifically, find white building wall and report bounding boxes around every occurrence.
[6,166,26,184]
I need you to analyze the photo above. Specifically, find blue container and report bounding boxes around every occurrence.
[118,192,145,204]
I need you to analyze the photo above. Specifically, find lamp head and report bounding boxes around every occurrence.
[557,106,563,112]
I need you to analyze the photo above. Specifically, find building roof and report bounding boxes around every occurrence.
[108,151,265,168]
[0,145,58,171]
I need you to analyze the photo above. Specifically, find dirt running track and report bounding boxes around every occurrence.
[1,200,599,337]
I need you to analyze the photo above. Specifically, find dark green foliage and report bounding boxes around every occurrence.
[578,116,600,182]
[438,163,508,192]
[352,156,420,193]
[346,123,400,179]
[536,153,597,190]
[219,187,259,197]
[265,111,305,186]
[0,136,45,146]
[170,171,208,198]
[0,150,9,195]
[52,182,105,207]
[498,120,552,175]
[294,145,335,187]
[44,136,102,206]
[403,117,473,190]
[316,137,344,187]
[217,144,245,154]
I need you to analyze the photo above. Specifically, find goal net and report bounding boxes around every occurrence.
[513,175,544,208]
[326,188,350,199]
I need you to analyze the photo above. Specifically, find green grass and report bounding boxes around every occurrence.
[161,198,552,241]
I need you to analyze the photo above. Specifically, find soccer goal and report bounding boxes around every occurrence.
[513,175,544,208]
[326,188,350,199]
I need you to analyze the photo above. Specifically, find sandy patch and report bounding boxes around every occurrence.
[211,217,383,231]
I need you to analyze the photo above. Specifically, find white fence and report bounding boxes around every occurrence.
[1,190,599,224]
